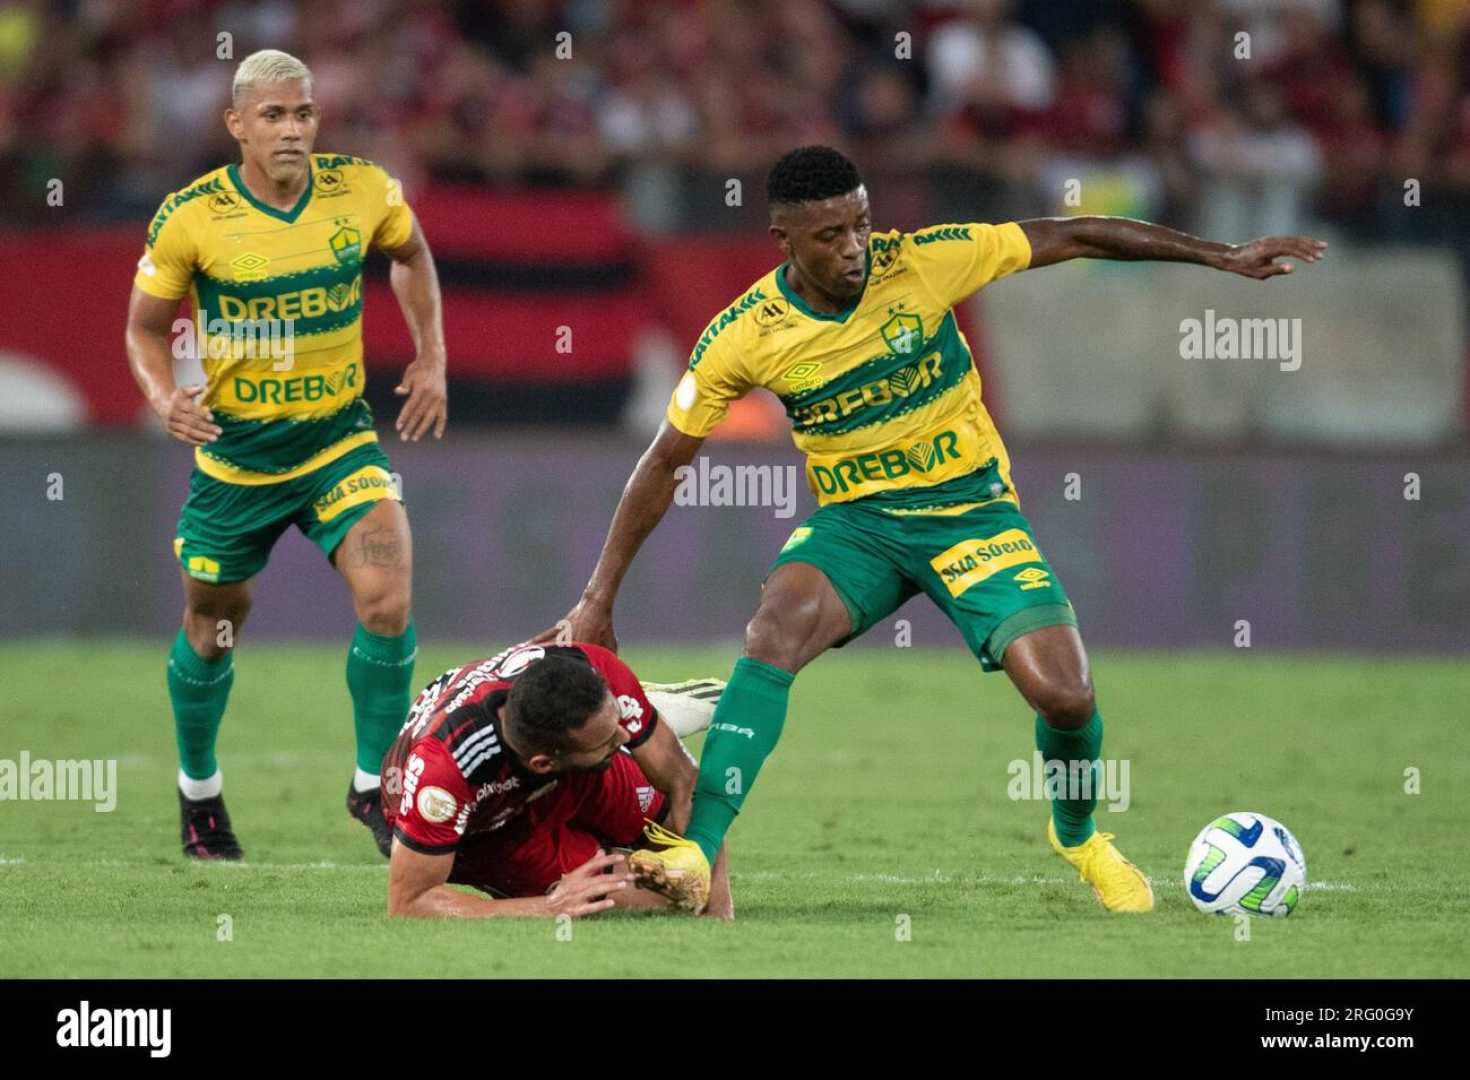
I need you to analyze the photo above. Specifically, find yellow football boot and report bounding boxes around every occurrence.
[628,819,711,914]
[1048,819,1155,913]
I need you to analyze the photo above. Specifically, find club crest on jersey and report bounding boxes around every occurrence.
[880,312,923,355]
[329,224,363,265]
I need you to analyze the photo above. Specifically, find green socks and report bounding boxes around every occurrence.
[168,629,235,781]
[345,621,417,775]
[168,622,416,787]
[686,656,794,863]
[1035,706,1103,846]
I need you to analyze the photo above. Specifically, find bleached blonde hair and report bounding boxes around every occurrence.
[232,49,313,107]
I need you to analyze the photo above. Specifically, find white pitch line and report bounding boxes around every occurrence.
[736,869,1357,891]
[1,859,1359,893]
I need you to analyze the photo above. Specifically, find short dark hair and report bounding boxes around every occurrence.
[767,145,863,207]
[505,654,608,754]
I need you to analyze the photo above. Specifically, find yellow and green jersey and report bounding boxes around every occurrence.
[666,221,1033,513]
[133,153,414,484]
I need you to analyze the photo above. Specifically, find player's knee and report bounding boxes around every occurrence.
[1034,679,1096,731]
[742,601,816,672]
[354,588,411,636]
[183,597,250,660]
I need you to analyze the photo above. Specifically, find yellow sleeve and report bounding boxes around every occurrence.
[133,194,197,300]
[665,331,754,438]
[909,221,1032,308]
[367,165,415,252]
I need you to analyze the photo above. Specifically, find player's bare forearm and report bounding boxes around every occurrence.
[389,883,547,919]
[124,288,182,410]
[584,421,703,607]
[1017,217,1326,280]
[630,715,697,831]
[535,421,705,648]
[387,236,446,360]
[125,286,222,446]
[388,845,630,918]
[384,219,448,440]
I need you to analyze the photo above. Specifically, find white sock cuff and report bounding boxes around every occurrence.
[178,768,223,800]
[352,766,381,793]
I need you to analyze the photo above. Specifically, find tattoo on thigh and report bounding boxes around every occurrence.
[358,522,403,567]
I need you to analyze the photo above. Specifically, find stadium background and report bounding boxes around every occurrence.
[0,0,1466,655]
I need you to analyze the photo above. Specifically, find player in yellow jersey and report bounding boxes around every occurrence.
[124,50,448,861]
[543,145,1325,914]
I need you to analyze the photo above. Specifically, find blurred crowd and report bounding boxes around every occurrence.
[2,0,1469,241]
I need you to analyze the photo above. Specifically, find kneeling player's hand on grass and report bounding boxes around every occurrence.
[543,850,632,918]
[531,598,618,652]
[1216,235,1327,280]
[155,384,222,446]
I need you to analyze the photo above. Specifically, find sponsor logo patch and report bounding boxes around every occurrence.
[930,528,1046,597]
[753,297,790,327]
[781,361,823,392]
[1014,566,1052,591]
[311,464,398,523]
[810,428,960,497]
[792,350,941,429]
[230,252,270,280]
[617,694,645,732]
[417,785,457,824]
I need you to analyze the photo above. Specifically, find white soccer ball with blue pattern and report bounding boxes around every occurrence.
[1184,812,1306,917]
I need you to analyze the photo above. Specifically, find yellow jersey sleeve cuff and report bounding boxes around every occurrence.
[132,272,187,301]
[1000,220,1033,271]
[664,403,713,438]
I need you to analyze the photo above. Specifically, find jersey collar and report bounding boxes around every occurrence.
[227,162,314,224]
[774,248,871,324]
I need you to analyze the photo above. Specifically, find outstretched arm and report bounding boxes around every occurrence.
[1017,216,1326,280]
[388,844,630,918]
[533,419,706,650]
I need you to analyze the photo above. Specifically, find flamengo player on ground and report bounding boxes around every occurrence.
[383,642,733,918]
[123,50,448,861]
[543,145,1326,914]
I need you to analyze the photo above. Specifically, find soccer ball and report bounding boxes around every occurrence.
[1184,811,1306,917]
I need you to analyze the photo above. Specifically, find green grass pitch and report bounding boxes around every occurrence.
[1,640,1465,978]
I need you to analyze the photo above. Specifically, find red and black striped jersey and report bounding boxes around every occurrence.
[380,642,657,855]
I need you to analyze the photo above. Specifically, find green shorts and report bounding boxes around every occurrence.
[768,494,1076,671]
[174,441,401,584]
